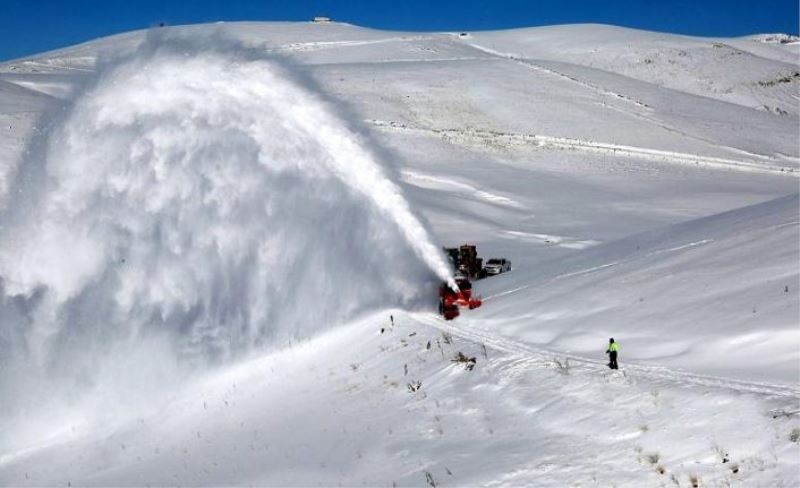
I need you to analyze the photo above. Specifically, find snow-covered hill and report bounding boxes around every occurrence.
[451,193,800,383]
[0,22,797,486]
[469,25,800,115]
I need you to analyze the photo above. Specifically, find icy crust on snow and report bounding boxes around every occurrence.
[0,32,455,449]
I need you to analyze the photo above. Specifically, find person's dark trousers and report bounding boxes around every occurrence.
[609,351,618,369]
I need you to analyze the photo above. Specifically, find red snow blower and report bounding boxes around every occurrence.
[438,277,482,320]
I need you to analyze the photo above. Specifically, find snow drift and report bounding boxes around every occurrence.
[0,32,452,448]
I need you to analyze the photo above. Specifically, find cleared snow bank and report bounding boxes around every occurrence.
[0,31,452,453]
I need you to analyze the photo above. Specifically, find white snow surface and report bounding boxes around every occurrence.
[0,22,798,487]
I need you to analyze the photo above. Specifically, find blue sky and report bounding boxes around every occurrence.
[1,0,798,61]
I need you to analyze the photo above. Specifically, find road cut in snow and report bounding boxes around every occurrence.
[369,119,799,176]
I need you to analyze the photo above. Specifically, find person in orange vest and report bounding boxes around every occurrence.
[606,338,619,370]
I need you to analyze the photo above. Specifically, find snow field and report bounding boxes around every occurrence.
[0,21,797,486]
[2,311,796,486]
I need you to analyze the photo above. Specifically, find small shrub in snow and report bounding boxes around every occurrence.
[689,474,700,487]
[452,351,477,371]
[757,71,800,87]
[770,408,799,419]
[551,358,571,375]
[790,428,800,443]
[646,453,660,464]
[441,332,453,344]
[714,446,730,463]
[425,470,436,487]
[407,380,422,392]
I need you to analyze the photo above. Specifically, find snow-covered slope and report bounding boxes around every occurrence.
[2,310,798,487]
[457,194,800,383]
[0,22,797,486]
[469,24,800,115]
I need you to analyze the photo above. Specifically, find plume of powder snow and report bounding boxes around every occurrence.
[0,33,454,452]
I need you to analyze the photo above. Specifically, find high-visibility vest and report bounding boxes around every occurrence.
[607,342,619,353]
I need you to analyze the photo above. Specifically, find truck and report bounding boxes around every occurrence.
[443,244,484,279]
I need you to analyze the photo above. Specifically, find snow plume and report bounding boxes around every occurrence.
[0,32,452,449]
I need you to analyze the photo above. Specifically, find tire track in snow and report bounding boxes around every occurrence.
[409,312,800,399]
[644,239,713,257]
[482,259,622,301]
[367,119,798,176]
[463,42,651,110]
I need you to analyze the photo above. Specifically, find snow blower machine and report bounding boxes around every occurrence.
[438,277,482,320]
[438,244,493,320]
